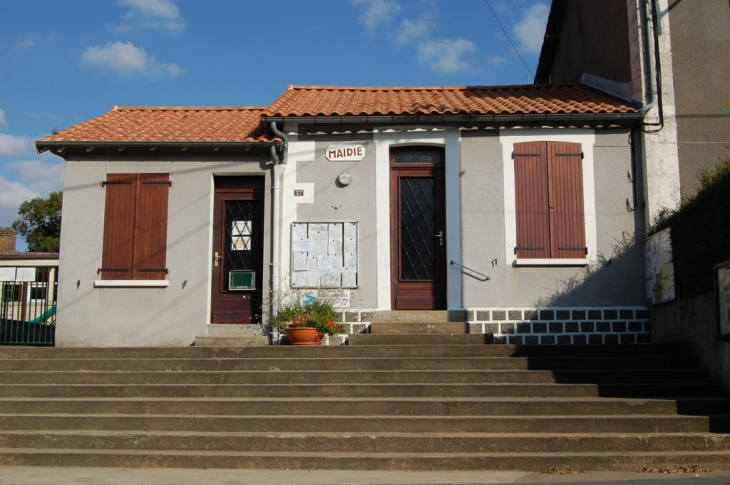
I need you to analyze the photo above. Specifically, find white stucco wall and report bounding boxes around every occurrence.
[56,157,270,347]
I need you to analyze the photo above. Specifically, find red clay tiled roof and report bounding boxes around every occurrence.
[36,106,277,144]
[265,84,637,117]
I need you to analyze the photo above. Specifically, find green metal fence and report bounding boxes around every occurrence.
[0,266,57,345]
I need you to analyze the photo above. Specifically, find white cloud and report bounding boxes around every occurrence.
[417,38,477,73]
[0,176,39,225]
[396,16,433,45]
[14,34,37,49]
[0,133,31,156]
[81,41,183,79]
[350,0,400,30]
[0,109,6,126]
[116,0,185,35]
[513,3,550,54]
[487,55,506,65]
[8,160,64,195]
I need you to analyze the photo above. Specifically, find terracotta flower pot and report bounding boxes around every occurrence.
[284,326,322,345]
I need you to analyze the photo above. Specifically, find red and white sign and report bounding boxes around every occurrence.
[326,144,365,161]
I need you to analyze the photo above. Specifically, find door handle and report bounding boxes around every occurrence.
[435,231,443,246]
[214,251,222,267]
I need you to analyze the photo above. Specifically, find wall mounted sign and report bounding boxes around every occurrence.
[714,259,730,341]
[326,145,365,161]
[0,267,16,282]
[644,228,675,305]
[15,268,36,282]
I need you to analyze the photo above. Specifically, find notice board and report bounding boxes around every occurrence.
[290,221,358,288]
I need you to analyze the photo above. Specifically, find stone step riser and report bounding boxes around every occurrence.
[0,415,712,433]
[1,450,730,471]
[0,344,693,359]
[1,432,729,454]
[349,335,490,344]
[0,369,708,385]
[0,383,716,399]
[0,399,684,416]
[0,357,699,372]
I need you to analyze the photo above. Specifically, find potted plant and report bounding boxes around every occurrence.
[270,296,342,345]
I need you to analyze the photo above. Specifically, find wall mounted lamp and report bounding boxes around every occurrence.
[337,171,352,186]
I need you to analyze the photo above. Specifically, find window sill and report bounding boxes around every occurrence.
[94,280,169,288]
[514,258,589,267]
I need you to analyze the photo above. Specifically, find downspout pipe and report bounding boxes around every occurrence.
[639,0,662,129]
[269,122,288,342]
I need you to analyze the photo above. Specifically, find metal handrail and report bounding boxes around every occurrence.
[450,260,491,281]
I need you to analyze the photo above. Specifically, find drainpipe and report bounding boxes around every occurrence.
[639,0,663,130]
[269,122,288,336]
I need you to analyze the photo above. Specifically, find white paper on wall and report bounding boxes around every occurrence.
[290,222,358,288]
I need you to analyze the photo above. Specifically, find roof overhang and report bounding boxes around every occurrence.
[261,112,642,126]
[35,140,282,154]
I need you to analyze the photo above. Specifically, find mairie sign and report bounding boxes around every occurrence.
[325,144,365,161]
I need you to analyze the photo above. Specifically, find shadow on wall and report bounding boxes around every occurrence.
[534,232,641,308]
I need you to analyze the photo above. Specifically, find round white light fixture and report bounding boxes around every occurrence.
[337,171,352,186]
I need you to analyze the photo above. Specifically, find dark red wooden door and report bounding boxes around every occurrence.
[390,147,446,310]
[210,177,264,324]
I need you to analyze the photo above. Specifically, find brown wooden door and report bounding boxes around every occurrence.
[210,177,264,324]
[390,147,446,310]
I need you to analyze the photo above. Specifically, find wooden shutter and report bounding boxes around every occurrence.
[101,173,169,280]
[548,142,586,259]
[101,174,137,280]
[514,142,550,259]
[134,174,170,280]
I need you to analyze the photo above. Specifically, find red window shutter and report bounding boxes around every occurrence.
[134,174,170,280]
[101,174,137,280]
[548,142,586,259]
[514,142,550,259]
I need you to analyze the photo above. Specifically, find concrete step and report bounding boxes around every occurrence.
[0,397,688,417]
[348,334,493,345]
[0,343,725,471]
[0,382,718,399]
[0,368,709,385]
[0,431,728,453]
[0,414,714,433]
[368,322,469,334]
[194,336,268,347]
[0,356,700,372]
[0,344,694,359]
[0,448,729,471]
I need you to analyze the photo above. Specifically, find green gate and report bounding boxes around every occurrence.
[0,266,57,345]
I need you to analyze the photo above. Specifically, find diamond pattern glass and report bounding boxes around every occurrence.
[400,177,436,280]
[224,201,260,290]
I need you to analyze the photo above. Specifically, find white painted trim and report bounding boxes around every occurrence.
[94,280,169,287]
[500,129,598,266]
[514,259,589,267]
[373,128,462,310]
[280,138,316,287]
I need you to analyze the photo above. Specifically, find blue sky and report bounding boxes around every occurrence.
[0,0,550,251]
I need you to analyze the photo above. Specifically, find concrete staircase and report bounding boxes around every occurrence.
[0,343,727,471]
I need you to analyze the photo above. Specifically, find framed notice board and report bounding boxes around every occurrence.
[714,259,730,341]
[290,222,358,288]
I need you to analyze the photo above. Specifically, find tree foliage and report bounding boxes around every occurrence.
[12,191,62,253]
[655,154,730,297]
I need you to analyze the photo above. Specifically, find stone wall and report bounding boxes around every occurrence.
[651,293,730,394]
[340,307,651,345]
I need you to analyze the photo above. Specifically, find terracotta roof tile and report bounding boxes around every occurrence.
[37,106,276,144]
[37,84,637,147]
[264,84,637,117]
